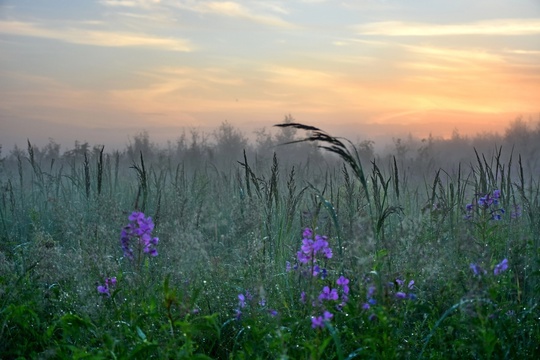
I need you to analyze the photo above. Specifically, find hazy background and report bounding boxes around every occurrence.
[1,0,539,151]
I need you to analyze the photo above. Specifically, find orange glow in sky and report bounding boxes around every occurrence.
[1,1,539,149]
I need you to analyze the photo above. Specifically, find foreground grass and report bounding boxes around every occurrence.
[1,126,539,359]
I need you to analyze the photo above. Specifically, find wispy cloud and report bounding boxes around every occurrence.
[173,1,297,29]
[99,0,162,8]
[0,20,192,51]
[354,18,540,36]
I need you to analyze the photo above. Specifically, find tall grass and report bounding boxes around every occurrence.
[0,125,539,359]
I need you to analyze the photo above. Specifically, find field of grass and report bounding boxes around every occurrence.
[1,123,539,359]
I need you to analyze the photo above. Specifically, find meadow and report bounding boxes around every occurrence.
[1,120,539,359]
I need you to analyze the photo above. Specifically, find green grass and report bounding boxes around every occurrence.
[1,126,539,359]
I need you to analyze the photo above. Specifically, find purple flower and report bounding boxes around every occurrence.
[493,189,501,199]
[408,280,415,290]
[494,258,509,275]
[470,263,486,276]
[311,311,333,329]
[121,211,158,260]
[286,261,291,272]
[395,278,404,287]
[301,238,314,254]
[303,228,313,239]
[367,285,376,298]
[313,265,321,277]
[319,286,339,301]
[337,276,350,294]
[466,203,473,211]
[300,291,307,304]
[268,309,278,317]
[511,205,522,219]
[395,292,407,299]
[97,277,117,297]
[323,247,333,259]
[362,303,370,310]
[297,251,310,264]
[238,294,246,308]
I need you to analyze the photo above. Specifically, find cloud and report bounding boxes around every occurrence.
[0,20,192,51]
[99,0,161,8]
[354,18,540,36]
[173,1,297,29]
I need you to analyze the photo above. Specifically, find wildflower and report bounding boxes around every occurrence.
[494,258,509,275]
[362,303,370,310]
[466,203,473,212]
[311,311,333,329]
[367,285,376,298]
[297,250,310,264]
[511,205,522,219]
[302,228,313,239]
[121,211,158,260]
[395,278,404,287]
[286,261,291,272]
[491,208,505,221]
[300,291,307,304]
[268,309,278,317]
[234,309,242,320]
[470,263,486,276]
[238,294,246,308]
[337,276,350,294]
[493,190,501,205]
[408,280,415,290]
[97,277,117,297]
[395,291,407,299]
[319,286,339,301]
[320,268,328,279]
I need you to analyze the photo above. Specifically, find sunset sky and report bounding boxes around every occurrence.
[1,0,539,151]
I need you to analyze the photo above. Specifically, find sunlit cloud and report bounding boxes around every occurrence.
[173,1,297,29]
[0,20,192,51]
[354,18,540,36]
[99,0,162,8]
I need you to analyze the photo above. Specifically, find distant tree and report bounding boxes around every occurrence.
[354,139,375,165]
[127,131,154,161]
[505,117,530,143]
[64,140,90,160]
[213,121,248,166]
[275,114,297,144]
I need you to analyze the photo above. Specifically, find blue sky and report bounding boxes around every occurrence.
[1,0,539,150]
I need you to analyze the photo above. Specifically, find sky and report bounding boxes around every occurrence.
[1,0,539,151]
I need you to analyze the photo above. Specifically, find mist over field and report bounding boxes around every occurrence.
[2,116,540,358]
[2,0,540,357]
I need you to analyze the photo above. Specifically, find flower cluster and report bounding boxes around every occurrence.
[296,228,332,274]
[97,277,117,297]
[465,189,506,220]
[234,290,277,320]
[289,228,352,330]
[361,276,416,318]
[394,278,416,300]
[470,258,509,277]
[311,275,350,329]
[120,211,159,259]
[494,258,509,275]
